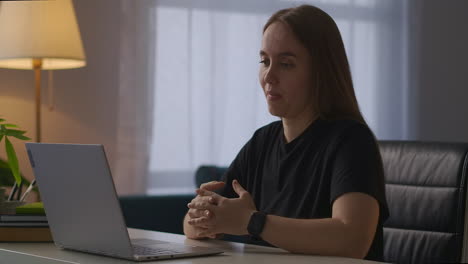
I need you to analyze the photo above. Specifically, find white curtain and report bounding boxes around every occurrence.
[117,0,409,194]
[114,0,154,195]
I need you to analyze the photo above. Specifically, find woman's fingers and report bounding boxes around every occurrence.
[208,235,217,239]
[191,195,217,205]
[188,196,216,220]
[187,196,217,211]
[188,216,214,228]
[196,188,215,196]
[187,201,215,211]
[200,181,225,191]
[188,208,213,219]
[232,179,249,198]
[196,189,224,205]
[190,226,212,239]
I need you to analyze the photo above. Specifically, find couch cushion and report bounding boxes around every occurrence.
[195,166,227,187]
[119,194,194,234]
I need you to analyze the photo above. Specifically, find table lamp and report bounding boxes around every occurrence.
[0,0,86,142]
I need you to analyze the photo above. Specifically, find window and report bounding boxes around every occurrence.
[146,0,408,194]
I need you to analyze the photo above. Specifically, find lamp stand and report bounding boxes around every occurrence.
[32,58,42,143]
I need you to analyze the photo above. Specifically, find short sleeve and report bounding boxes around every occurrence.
[330,124,389,221]
[216,139,252,199]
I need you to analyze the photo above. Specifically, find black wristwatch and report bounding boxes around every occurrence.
[247,211,267,240]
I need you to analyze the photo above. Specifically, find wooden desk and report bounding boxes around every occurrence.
[0,228,384,263]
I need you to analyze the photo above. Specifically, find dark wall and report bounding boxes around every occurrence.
[407,0,468,142]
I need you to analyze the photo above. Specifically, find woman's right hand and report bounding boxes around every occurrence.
[186,181,225,239]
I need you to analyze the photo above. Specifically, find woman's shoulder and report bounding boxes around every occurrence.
[252,120,283,139]
[233,121,282,164]
[323,118,375,142]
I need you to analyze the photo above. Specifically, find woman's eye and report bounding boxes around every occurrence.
[280,62,294,69]
[259,59,270,66]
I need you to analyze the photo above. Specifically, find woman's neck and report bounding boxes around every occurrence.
[282,112,318,143]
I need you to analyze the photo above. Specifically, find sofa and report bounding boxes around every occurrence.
[119,140,468,263]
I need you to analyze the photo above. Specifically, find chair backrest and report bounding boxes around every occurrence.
[379,141,468,263]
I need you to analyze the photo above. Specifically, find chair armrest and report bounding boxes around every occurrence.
[119,194,194,234]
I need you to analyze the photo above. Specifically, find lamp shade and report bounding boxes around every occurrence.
[0,0,86,70]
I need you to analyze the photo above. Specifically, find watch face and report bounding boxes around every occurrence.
[248,211,267,238]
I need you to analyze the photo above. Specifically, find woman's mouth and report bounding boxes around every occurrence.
[267,92,282,101]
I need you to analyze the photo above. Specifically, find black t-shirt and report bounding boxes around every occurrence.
[218,118,389,261]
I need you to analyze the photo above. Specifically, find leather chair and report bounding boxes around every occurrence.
[380,141,468,263]
[120,141,468,263]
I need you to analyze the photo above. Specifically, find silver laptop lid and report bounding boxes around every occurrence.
[26,143,134,259]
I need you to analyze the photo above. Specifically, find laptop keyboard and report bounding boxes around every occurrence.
[132,245,183,256]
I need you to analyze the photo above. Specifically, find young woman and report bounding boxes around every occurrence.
[183,5,389,261]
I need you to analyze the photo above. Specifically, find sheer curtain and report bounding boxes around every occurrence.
[117,0,408,194]
[114,0,155,195]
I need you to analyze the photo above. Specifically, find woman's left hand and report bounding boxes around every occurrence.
[187,179,257,237]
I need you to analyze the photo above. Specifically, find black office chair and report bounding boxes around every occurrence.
[380,141,468,263]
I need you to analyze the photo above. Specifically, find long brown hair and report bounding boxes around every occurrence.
[264,5,366,124]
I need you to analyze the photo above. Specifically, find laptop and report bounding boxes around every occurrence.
[25,143,223,261]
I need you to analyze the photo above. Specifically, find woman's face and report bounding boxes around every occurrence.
[259,22,315,119]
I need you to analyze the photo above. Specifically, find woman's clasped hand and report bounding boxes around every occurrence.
[187,180,257,238]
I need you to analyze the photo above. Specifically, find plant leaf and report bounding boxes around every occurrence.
[0,157,31,188]
[5,136,22,185]
[12,134,31,141]
[0,134,3,142]
[3,124,18,128]
[0,118,5,122]
[5,129,27,137]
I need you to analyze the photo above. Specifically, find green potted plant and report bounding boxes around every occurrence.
[0,118,32,211]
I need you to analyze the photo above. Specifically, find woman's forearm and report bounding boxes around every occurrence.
[187,187,377,258]
[260,215,370,259]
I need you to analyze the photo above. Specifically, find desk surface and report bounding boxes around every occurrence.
[0,228,383,264]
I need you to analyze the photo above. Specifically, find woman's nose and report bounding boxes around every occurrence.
[264,66,278,84]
